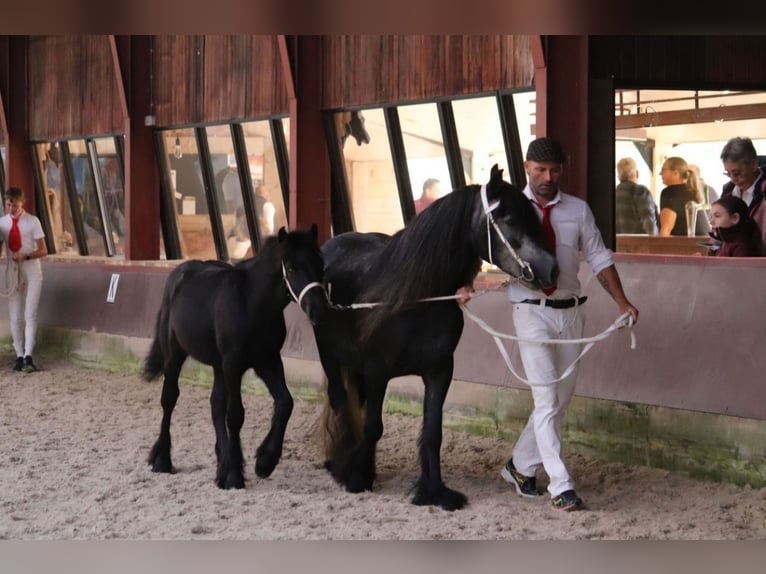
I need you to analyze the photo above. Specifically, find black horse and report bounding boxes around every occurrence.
[143,225,326,489]
[312,166,558,511]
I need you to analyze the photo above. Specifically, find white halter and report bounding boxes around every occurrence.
[281,261,326,311]
[480,184,535,282]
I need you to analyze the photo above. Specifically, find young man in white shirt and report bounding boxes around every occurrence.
[1,187,48,372]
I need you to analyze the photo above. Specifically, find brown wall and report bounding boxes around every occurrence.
[24,35,291,140]
[321,35,535,108]
[11,253,766,422]
[153,35,289,126]
[28,35,123,140]
[591,36,766,87]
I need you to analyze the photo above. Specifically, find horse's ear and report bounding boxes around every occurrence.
[310,223,319,244]
[485,164,506,199]
[277,226,288,242]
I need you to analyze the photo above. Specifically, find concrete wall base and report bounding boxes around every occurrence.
[10,325,765,490]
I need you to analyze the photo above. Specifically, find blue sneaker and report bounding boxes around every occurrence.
[551,489,583,511]
[501,459,540,498]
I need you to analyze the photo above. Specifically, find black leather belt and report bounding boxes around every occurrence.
[519,296,587,309]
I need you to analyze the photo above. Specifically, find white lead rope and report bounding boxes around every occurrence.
[329,283,636,387]
[0,261,21,298]
[461,303,635,386]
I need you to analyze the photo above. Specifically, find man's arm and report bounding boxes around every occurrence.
[596,265,639,322]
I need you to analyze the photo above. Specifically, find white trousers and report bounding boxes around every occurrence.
[8,259,43,358]
[511,302,585,497]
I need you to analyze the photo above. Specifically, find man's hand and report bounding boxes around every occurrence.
[455,286,474,305]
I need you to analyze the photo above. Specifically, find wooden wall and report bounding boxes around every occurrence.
[28,35,123,140]
[153,35,289,127]
[591,36,766,87]
[321,35,535,108]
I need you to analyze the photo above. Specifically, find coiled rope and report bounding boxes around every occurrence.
[0,261,21,298]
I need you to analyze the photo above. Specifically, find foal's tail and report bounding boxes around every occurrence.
[142,325,165,382]
[142,271,178,382]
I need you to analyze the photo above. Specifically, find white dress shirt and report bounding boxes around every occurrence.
[506,186,614,302]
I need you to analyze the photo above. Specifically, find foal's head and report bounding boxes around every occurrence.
[278,225,327,325]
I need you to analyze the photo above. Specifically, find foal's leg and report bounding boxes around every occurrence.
[210,367,228,471]
[252,355,294,478]
[212,362,246,489]
[412,361,468,511]
[148,348,187,473]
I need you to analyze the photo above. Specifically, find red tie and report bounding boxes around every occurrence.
[533,201,557,296]
[9,216,22,253]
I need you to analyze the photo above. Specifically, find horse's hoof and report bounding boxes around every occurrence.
[345,470,374,493]
[412,482,468,511]
[254,455,279,478]
[150,458,174,474]
[215,474,245,490]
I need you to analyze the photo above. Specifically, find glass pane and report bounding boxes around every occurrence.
[165,129,216,260]
[69,139,107,256]
[399,103,451,214]
[513,90,537,157]
[335,109,401,233]
[241,120,287,237]
[206,124,252,259]
[453,96,509,185]
[37,142,77,254]
[94,137,125,258]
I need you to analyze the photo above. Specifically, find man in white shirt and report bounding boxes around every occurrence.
[500,137,639,511]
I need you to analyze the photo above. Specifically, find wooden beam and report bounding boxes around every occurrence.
[615,103,766,130]
[5,36,35,212]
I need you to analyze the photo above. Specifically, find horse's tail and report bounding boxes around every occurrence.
[142,271,179,382]
[321,367,363,463]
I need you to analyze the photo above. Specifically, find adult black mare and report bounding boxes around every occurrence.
[143,226,326,489]
[313,166,558,510]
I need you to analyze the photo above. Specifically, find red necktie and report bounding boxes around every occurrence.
[533,201,557,296]
[9,216,22,253]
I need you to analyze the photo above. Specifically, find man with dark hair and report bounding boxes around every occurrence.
[719,137,766,252]
[498,137,638,511]
[0,187,48,372]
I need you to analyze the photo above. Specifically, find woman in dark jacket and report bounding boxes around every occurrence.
[708,195,763,257]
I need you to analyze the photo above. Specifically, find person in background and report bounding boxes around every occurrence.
[707,195,762,257]
[688,163,719,206]
[414,178,441,214]
[719,137,766,253]
[0,187,48,372]
[658,157,705,236]
[460,137,638,512]
[615,157,658,235]
[254,185,276,236]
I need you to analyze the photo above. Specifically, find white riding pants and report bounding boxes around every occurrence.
[511,302,585,497]
[8,259,43,358]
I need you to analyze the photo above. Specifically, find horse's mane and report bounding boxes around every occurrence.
[359,186,481,338]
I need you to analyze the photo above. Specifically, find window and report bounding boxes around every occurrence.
[614,89,766,253]
[332,94,532,239]
[241,120,288,238]
[162,128,215,260]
